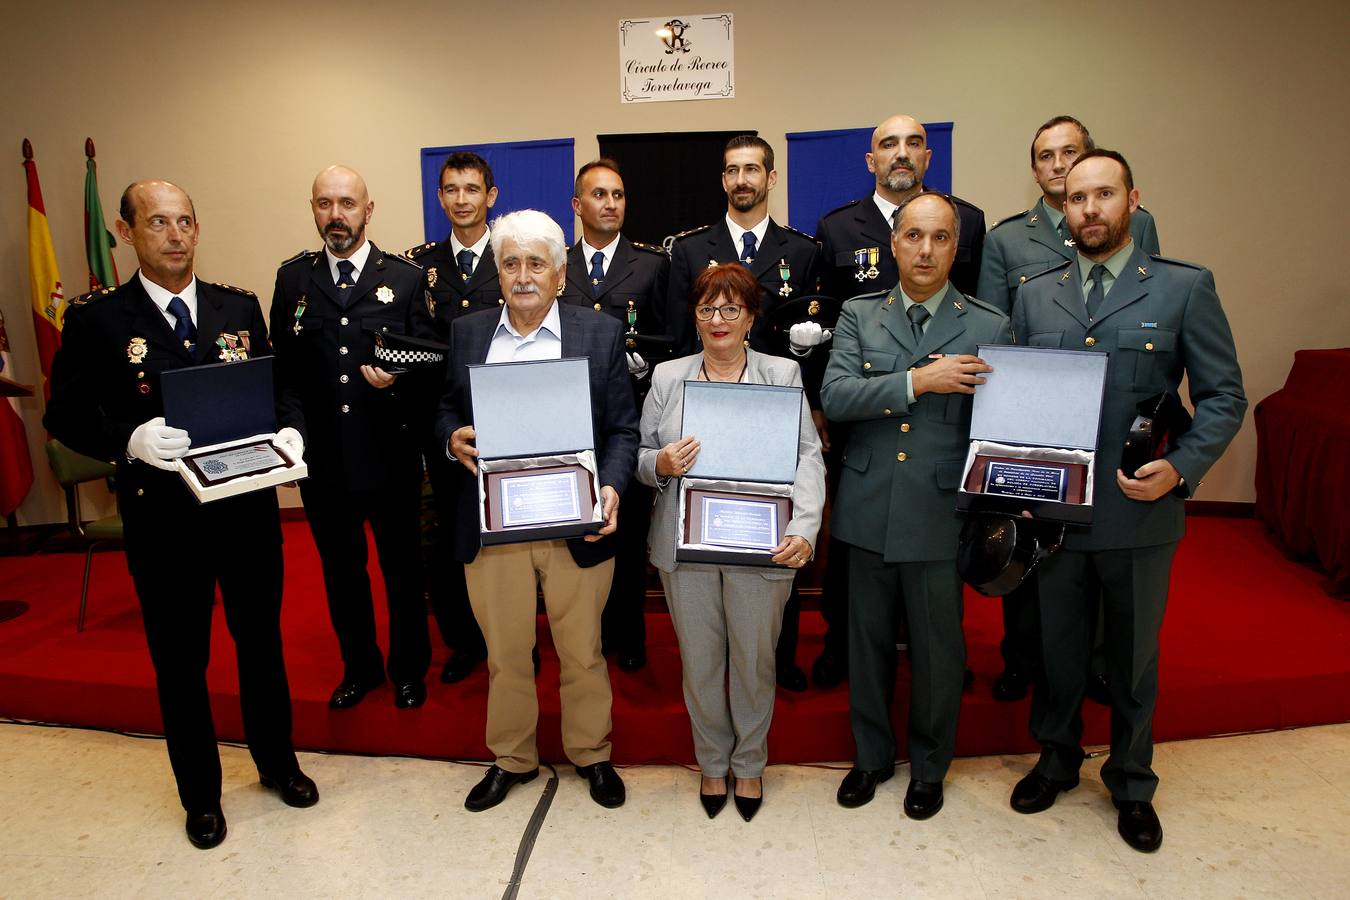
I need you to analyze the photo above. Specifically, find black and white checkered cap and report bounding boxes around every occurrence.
[369,331,448,367]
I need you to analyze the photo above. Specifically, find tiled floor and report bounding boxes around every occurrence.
[0,722,1346,899]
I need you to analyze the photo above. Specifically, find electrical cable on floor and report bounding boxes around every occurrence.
[501,764,558,900]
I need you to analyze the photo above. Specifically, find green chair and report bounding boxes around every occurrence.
[45,440,123,632]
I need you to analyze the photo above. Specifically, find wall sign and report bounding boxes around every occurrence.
[619,14,734,103]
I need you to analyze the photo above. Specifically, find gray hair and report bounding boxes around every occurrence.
[489,209,567,268]
[892,192,961,246]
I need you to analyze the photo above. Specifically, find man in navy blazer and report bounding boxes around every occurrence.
[435,210,639,812]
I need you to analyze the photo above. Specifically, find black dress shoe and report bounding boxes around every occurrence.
[733,788,763,822]
[1114,798,1163,852]
[776,661,808,692]
[576,761,626,808]
[617,648,647,673]
[811,650,848,689]
[328,676,384,710]
[465,765,539,812]
[1010,770,1079,814]
[259,771,319,808]
[185,808,227,849]
[393,681,426,709]
[837,764,895,808]
[699,776,729,819]
[903,779,944,820]
[439,650,485,684]
[1086,673,1112,706]
[992,668,1029,702]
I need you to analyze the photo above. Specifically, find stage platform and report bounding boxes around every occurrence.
[1,516,1347,765]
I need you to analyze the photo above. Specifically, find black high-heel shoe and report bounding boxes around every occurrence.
[733,777,763,822]
[700,774,729,819]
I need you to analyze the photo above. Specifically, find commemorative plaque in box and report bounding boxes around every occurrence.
[161,356,306,503]
[675,380,802,567]
[469,357,603,545]
[956,345,1108,525]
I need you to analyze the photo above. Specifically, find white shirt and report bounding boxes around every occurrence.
[486,299,563,363]
[139,270,199,331]
[724,213,770,261]
[325,240,372,286]
[873,191,900,228]
[450,228,492,275]
[580,235,620,277]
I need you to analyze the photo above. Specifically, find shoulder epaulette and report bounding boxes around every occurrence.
[211,282,256,297]
[820,197,863,219]
[382,252,423,270]
[1025,260,1072,283]
[962,295,1006,316]
[671,224,712,242]
[988,209,1031,231]
[69,288,103,307]
[844,289,890,305]
[631,240,667,255]
[279,249,316,268]
[1149,254,1204,271]
[777,223,819,244]
[405,241,437,259]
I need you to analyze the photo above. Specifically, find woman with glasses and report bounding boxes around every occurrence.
[636,263,825,821]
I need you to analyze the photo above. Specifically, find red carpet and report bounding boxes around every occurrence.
[1,516,1347,765]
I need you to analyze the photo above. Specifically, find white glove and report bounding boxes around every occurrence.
[626,351,650,379]
[788,322,834,355]
[127,417,191,471]
[274,426,305,464]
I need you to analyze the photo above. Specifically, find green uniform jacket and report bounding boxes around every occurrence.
[1011,246,1246,552]
[821,283,1012,562]
[978,200,1160,314]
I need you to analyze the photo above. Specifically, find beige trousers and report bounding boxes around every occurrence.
[465,539,615,772]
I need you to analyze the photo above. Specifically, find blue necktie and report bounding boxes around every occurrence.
[336,259,356,306]
[166,296,196,350]
[457,249,475,281]
[1085,264,1106,320]
[590,251,605,297]
[740,231,757,267]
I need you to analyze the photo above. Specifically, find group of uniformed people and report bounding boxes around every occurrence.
[42,111,1245,856]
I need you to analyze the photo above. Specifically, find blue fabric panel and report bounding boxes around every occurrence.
[785,123,953,233]
[420,138,576,243]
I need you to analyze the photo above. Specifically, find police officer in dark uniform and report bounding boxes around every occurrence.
[44,180,317,850]
[270,165,431,710]
[667,135,823,691]
[816,114,986,304]
[559,159,671,672]
[404,151,499,683]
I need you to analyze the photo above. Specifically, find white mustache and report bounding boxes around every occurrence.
[511,284,540,295]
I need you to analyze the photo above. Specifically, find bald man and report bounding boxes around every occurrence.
[270,165,433,711]
[816,114,986,303]
[46,180,317,849]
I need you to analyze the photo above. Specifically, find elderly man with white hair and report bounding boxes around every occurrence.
[435,209,639,811]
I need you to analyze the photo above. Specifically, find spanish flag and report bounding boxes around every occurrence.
[24,140,65,402]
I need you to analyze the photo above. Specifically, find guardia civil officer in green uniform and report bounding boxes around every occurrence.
[979,116,1161,704]
[1008,150,1245,854]
[405,151,497,684]
[559,158,671,673]
[978,116,1160,315]
[822,193,1012,821]
[667,134,823,691]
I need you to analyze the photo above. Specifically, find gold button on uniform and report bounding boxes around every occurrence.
[498,298,505,305]
[339,346,349,355]
[593,303,602,311]
[340,404,350,413]
[896,452,908,461]
[900,423,911,433]
[340,317,349,325]
[1085,337,1096,347]
[1145,341,1155,351]
[340,375,349,384]
[883,408,892,416]
[1019,275,1027,284]
[863,361,872,370]
[136,488,144,497]
[461,299,470,308]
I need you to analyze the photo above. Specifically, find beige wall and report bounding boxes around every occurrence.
[3,0,1347,524]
